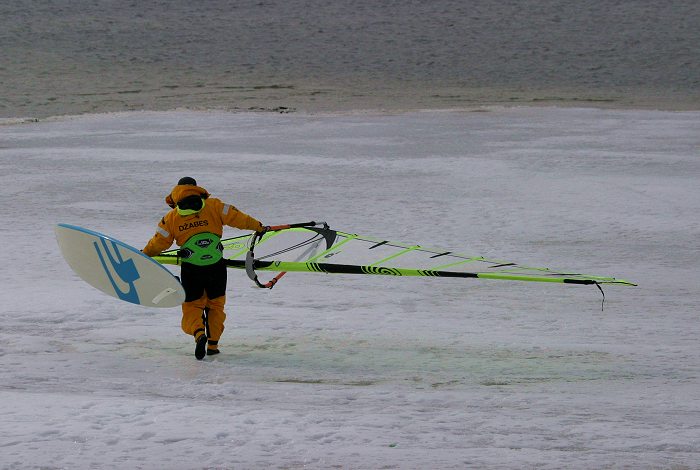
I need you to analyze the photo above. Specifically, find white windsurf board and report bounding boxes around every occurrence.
[55,224,185,308]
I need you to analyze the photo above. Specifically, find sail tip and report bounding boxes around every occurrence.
[604,279,637,287]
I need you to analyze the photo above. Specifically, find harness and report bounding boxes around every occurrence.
[178,232,223,266]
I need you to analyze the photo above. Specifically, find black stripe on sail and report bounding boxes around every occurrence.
[307,262,324,273]
[489,263,517,268]
[563,279,597,285]
[419,269,478,278]
[430,251,452,258]
[225,259,247,268]
[228,258,479,279]
[432,270,478,278]
[361,266,402,276]
[369,241,389,249]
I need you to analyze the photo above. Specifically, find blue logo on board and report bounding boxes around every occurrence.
[94,238,141,304]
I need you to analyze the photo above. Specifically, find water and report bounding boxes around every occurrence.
[2,0,699,118]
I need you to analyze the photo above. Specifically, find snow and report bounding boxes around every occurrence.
[1,107,699,469]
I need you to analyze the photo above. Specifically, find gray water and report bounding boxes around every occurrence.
[2,0,699,118]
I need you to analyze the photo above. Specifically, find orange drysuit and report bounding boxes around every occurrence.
[143,183,263,355]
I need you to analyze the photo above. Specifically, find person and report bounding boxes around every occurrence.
[142,177,265,360]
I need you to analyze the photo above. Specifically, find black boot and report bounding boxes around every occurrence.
[207,339,220,356]
[194,331,208,360]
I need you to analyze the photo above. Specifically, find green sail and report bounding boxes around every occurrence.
[155,225,636,287]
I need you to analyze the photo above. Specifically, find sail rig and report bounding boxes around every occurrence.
[154,222,636,293]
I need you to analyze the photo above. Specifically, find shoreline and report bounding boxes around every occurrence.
[2,82,699,124]
[3,100,698,127]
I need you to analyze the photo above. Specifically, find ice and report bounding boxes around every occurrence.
[1,107,699,468]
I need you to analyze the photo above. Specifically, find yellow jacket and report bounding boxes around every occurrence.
[143,184,263,257]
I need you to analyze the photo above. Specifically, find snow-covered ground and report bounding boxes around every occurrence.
[1,107,699,469]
